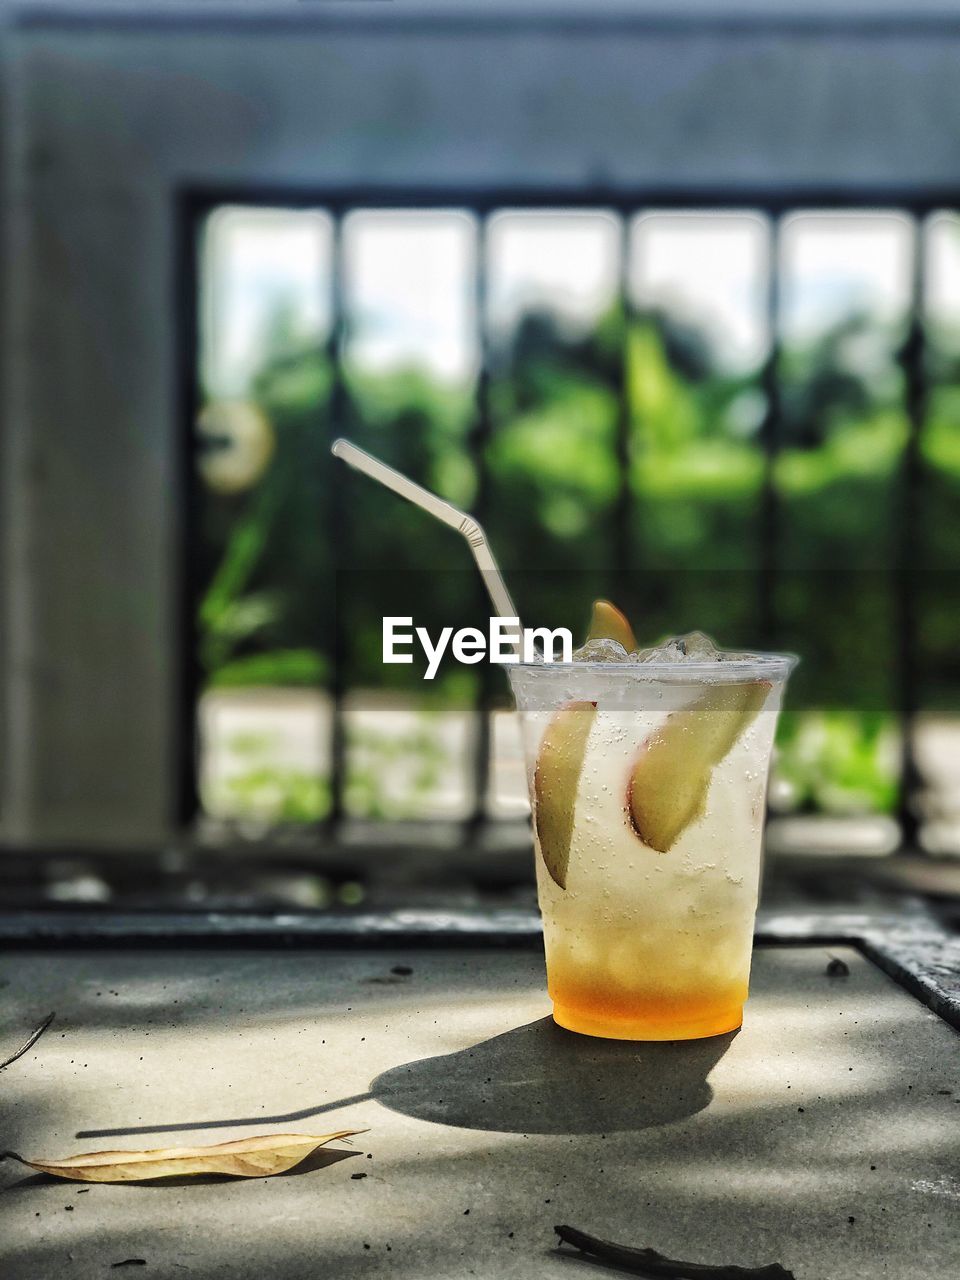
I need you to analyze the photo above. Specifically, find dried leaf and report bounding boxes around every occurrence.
[1,1130,364,1183]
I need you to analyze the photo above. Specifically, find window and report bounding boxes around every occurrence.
[187,195,960,858]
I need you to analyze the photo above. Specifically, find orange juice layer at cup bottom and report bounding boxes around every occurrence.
[548,965,748,1041]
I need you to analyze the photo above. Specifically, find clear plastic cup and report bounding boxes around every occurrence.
[509,654,795,1041]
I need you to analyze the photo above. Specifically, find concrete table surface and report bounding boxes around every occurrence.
[1,944,958,1279]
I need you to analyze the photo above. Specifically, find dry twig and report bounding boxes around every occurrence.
[0,1013,55,1073]
[555,1225,795,1280]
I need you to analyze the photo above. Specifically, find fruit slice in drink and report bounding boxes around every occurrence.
[532,600,635,888]
[533,700,597,889]
[627,680,770,853]
[585,599,636,651]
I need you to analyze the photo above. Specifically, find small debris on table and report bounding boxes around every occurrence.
[0,1012,55,1072]
[555,1224,795,1279]
[826,957,850,977]
[363,963,413,985]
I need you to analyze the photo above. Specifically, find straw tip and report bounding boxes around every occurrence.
[331,438,350,459]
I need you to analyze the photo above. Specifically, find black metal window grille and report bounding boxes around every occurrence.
[180,187,953,852]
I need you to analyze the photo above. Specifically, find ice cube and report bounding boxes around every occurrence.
[634,638,688,664]
[634,631,725,663]
[680,631,720,660]
[573,629,757,664]
[571,637,631,663]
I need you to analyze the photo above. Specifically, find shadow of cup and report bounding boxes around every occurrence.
[372,1017,736,1135]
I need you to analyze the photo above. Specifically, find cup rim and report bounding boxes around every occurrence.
[507,651,799,681]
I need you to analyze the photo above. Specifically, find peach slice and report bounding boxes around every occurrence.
[533,700,597,889]
[586,599,636,652]
[627,681,770,853]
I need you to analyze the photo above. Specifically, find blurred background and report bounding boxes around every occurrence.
[3,0,960,917]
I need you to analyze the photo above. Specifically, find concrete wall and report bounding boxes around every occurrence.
[4,5,960,845]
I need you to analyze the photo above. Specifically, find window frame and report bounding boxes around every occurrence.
[179,184,950,854]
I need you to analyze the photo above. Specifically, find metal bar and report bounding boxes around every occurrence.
[613,216,634,606]
[896,218,927,851]
[468,214,496,828]
[327,214,349,827]
[758,215,783,648]
[183,185,957,219]
[23,7,960,38]
[173,194,203,830]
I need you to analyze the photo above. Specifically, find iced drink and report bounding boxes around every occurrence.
[510,628,794,1041]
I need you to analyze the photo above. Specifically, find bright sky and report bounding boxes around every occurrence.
[486,210,621,339]
[779,213,913,343]
[201,206,333,397]
[343,210,478,381]
[201,205,960,397]
[629,212,769,368]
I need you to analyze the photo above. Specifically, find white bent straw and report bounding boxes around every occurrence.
[331,439,522,638]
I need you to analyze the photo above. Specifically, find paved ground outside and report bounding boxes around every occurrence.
[1,943,958,1278]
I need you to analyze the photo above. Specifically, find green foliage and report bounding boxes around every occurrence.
[208,648,328,689]
[206,717,447,824]
[197,336,334,682]
[344,718,447,820]
[206,725,331,823]
[220,765,331,824]
[774,712,899,815]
